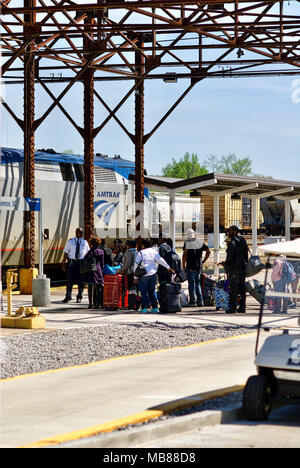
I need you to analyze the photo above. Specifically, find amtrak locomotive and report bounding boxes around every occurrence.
[0,147,200,275]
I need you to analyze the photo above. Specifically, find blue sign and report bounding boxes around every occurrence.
[0,196,40,212]
[24,198,41,212]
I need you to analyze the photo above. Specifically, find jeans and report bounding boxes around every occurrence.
[274,278,289,313]
[138,274,158,309]
[186,269,203,304]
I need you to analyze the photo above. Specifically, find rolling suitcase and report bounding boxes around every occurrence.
[200,274,216,306]
[215,279,230,311]
[159,283,182,313]
[103,274,128,310]
[128,288,141,311]
[246,279,270,305]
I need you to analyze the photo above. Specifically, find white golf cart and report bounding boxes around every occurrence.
[243,239,300,421]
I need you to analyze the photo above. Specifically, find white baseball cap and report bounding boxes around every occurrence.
[186,228,196,239]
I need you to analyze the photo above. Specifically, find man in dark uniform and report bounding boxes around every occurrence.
[223,225,249,314]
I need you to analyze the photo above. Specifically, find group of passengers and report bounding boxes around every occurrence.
[61,226,300,314]
[62,228,177,312]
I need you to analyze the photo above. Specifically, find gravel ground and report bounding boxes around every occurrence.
[0,321,254,379]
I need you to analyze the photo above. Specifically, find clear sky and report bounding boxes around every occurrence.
[1,0,300,182]
[1,74,299,181]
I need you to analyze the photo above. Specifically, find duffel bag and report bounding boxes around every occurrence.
[246,255,264,277]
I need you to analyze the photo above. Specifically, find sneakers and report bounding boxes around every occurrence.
[185,302,197,307]
[139,307,160,314]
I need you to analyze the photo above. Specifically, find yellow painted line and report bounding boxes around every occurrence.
[19,410,163,448]
[1,332,256,383]
[19,384,245,448]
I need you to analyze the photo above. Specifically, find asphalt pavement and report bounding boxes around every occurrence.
[1,287,299,448]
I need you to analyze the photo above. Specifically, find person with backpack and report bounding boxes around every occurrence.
[100,238,114,267]
[157,236,172,284]
[222,225,249,314]
[182,229,210,307]
[272,256,296,314]
[287,256,300,308]
[82,236,104,309]
[134,238,175,314]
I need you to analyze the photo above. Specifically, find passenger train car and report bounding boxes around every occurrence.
[0,147,201,274]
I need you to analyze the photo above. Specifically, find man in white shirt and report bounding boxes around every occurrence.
[62,228,90,303]
[134,238,174,313]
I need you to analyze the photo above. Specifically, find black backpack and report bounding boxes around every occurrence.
[80,255,97,274]
[166,250,182,274]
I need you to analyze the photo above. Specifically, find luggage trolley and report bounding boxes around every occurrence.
[242,239,300,421]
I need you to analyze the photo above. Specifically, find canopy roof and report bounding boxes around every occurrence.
[258,238,300,257]
[129,172,300,200]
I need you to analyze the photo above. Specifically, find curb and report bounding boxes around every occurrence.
[60,406,244,448]
[29,385,244,448]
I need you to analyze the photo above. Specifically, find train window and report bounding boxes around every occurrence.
[59,163,75,181]
[73,164,84,181]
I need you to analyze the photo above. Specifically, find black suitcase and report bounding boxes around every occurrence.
[128,292,141,311]
[246,279,270,305]
[200,274,216,306]
[159,283,182,313]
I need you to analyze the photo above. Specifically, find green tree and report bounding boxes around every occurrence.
[161,152,208,179]
[204,153,253,176]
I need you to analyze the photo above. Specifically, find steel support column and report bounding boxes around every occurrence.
[23,0,36,268]
[169,191,176,250]
[134,41,145,241]
[285,200,291,241]
[213,195,220,278]
[251,197,258,255]
[83,17,95,242]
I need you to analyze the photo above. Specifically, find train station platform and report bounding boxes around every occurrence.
[1,283,299,334]
[1,285,299,448]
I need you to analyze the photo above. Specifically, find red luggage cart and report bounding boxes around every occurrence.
[103,274,128,310]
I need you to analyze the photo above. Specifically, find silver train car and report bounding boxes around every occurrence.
[0,148,201,274]
[260,198,300,236]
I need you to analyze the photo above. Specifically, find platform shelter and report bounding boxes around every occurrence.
[130,173,300,276]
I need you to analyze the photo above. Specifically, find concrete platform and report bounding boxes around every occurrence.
[1,286,299,448]
[1,285,299,334]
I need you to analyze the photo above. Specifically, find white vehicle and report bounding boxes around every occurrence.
[243,238,300,421]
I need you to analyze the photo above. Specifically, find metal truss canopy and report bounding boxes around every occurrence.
[2,0,300,84]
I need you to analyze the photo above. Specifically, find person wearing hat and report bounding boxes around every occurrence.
[221,225,249,314]
[182,229,210,307]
